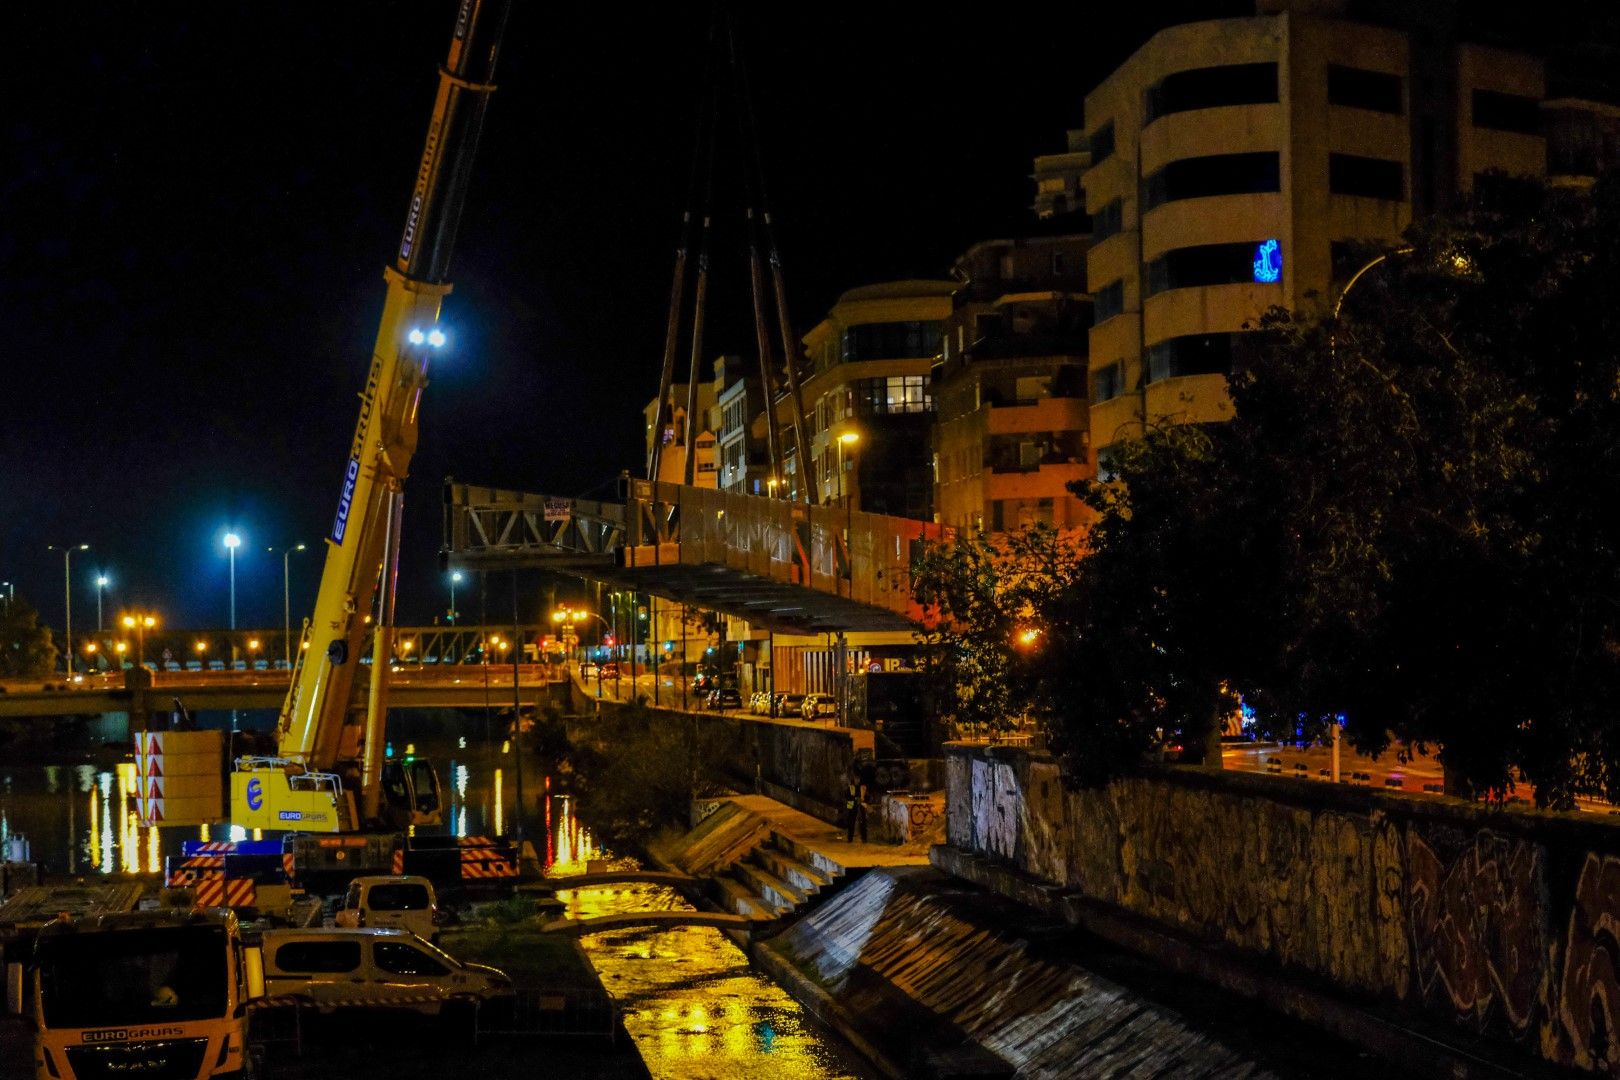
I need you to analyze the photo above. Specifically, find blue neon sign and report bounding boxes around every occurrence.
[1253,239,1282,283]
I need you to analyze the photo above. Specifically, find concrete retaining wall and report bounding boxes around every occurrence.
[584,690,871,821]
[944,742,1620,1074]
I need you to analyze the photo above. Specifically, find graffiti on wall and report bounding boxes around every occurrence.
[1560,853,1620,1073]
[969,757,1018,859]
[943,743,1620,1075]
[1406,831,1547,1035]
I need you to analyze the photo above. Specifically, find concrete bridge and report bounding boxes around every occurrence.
[538,910,771,936]
[0,665,564,719]
[443,478,950,634]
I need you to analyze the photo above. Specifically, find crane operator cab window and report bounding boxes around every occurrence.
[379,759,444,826]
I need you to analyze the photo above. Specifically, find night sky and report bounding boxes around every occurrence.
[1,1,1600,633]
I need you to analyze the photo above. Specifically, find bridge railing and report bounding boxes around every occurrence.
[625,480,951,622]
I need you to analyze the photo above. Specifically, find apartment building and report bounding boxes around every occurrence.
[1082,6,1546,470]
[786,280,955,520]
[933,235,1093,533]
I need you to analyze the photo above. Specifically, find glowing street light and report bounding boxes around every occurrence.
[836,431,861,508]
[96,574,109,631]
[222,532,242,631]
[122,612,157,669]
[448,570,463,625]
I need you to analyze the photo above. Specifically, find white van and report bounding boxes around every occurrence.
[334,875,440,942]
[259,928,511,1016]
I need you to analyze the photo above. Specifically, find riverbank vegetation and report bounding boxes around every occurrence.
[915,175,1620,808]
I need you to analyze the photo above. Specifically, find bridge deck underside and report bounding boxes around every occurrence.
[589,562,916,635]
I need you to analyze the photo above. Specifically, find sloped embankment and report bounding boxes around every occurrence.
[759,867,1320,1079]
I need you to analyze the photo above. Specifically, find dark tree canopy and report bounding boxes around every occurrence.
[1033,175,1620,806]
[0,595,57,680]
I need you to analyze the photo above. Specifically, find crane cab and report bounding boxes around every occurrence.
[381,757,443,828]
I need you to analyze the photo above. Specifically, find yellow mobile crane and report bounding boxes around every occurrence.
[231,0,511,835]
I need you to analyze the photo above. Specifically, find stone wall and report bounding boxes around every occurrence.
[944,742,1620,1074]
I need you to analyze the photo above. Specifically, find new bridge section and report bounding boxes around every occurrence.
[0,666,562,719]
[443,479,950,634]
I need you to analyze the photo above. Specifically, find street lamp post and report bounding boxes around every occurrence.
[47,544,89,678]
[96,575,109,632]
[1320,246,1420,783]
[836,431,860,508]
[449,571,463,625]
[123,613,157,670]
[223,533,242,632]
[837,432,860,597]
[272,544,307,666]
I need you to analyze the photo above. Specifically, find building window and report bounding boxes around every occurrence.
[1472,89,1541,135]
[1092,280,1124,325]
[1089,121,1115,164]
[841,321,943,363]
[1146,333,1234,382]
[1093,361,1126,402]
[1328,152,1404,200]
[1092,199,1123,240]
[1145,241,1274,296]
[1327,65,1403,114]
[1144,63,1277,123]
[1142,152,1280,211]
[851,374,932,415]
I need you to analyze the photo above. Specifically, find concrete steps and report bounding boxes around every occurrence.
[663,802,772,877]
[753,844,831,896]
[731,859,806,914]
[714,830,851,922]
[657,797,887,929]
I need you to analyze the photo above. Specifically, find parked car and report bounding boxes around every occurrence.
[706,687,742,711]
[771,692,806,718]
[599,662,619,678]
[334,875,441,942]
[749,691,773,714]
[802,693,838,721]
[259,928,512,1017]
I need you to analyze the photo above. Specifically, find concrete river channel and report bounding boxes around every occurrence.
[0,747,872,1079]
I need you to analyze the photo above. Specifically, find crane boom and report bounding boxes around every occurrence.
[232,0,511,834]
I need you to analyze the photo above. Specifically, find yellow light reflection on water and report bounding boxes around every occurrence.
[549,794,859,1080]
[88,784,101,872]
[493,769,503,836]
[121,811,139,874]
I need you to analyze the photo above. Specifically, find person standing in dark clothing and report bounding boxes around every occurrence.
[845,766,869,843]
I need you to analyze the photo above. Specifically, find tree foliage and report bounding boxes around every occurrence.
[0,595,57,679]
[563,699,729,850]
[1043,175,1620,806]
[912,523,1084,733]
